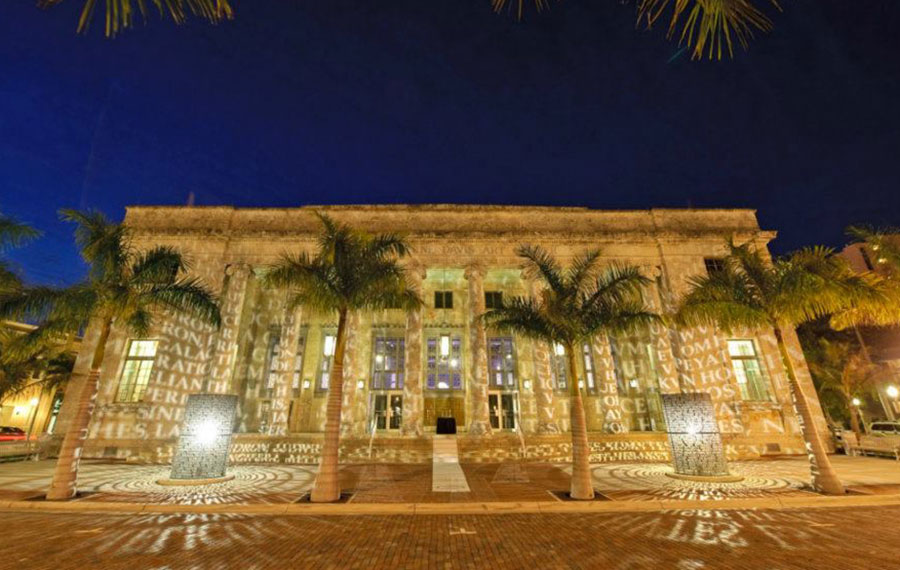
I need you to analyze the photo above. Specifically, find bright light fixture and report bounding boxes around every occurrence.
[629,379,639,389]
[887,386,899,399]
[440,335,450,357]
[29,397,39,406]
[554,343,565,356]
[357,380,365,390]
[852,397,862,406]
[437,381,449,389]
[449,358,459,369]
[302,380,311,389]
[323,335,335,357]
[195,420,220,446]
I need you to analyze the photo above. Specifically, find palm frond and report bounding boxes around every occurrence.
[482,296,563,343]
[139,278,221,329]
[491,0,550,20]
[517,244,564,294]
[130,246,187,284]
[567,249,603,295]
[38,0,232,37]
[0,213,41,252]
[586,263,652,311]
[636,0,780,60]
[60,208,129,282]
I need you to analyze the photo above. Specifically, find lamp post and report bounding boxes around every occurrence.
[886,385,899,418]
[852,397,867,434]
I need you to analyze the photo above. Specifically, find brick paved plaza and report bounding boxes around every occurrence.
[2,455,900,568]
[2,505,899,569]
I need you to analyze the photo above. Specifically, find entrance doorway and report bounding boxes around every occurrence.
[373,393,402,430]
[489,392,517,430]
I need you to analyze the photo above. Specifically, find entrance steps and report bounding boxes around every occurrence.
[431,435,470,492]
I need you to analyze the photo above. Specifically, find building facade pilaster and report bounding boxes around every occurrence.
[465,264,491,436]
[402,264,426,436]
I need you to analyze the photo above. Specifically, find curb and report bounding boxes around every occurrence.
[3,493,900,516]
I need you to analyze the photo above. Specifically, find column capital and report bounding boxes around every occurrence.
[464,263,486,280]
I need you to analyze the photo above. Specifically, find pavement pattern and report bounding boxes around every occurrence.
[1,505,898,569]
[2,455,900,504]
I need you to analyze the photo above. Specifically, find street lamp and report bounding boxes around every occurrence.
[886,385,899,399]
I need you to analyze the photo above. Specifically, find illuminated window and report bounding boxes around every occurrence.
[728,339,771,401]
[488,337,516,389]
[372,336,405,390]
[581,342,597,392]
[116,340,158,403]
[484,291,503,309]
[426,334,462,390]
[291,333,307,398]
[550,342,568,391]
[434,291,453,309]
[318,333,336,391]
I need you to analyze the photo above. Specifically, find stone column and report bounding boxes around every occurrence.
[591,335,627,434]
[205,264,251,394]
[402,264,426,436]
[465,264,491,436]
[268,303,303,436]
[526,279,559,434]
[644,266,682,396]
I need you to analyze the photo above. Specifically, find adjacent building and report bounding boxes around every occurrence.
[840,240,900,421]
[53,205,828,465]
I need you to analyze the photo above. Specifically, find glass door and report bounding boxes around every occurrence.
[489,393,517,430]
[373,393,403,431]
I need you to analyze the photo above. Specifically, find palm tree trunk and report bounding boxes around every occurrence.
[773,326,844,495]
[310,308,348,503]
[46,319,111,501]
[565,342,594,500]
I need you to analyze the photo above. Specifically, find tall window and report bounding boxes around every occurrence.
[372,336,405,390]
[116,340,158,403]
[550,343,568,391]
[704,258,725,276]
[434,291,453,309]
[426,334,462,390]
[291,333,307,398]
[728,339,771,401]
[581,342,597,392]
[261,329,281,398]
[485,291,503,309]
[318,333,336,391]
[488,337,516,389]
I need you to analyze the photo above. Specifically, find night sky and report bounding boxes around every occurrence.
[1,0,898,286]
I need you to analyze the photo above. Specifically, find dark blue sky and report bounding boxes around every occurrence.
[1,1,898,286]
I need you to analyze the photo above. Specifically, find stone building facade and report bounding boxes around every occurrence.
[54,205,828,465]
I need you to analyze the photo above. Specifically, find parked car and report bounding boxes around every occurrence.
[869,422,900,436]
[0,426,26,442]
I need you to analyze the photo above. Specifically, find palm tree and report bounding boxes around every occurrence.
[483,245,658,500]
[0,211,41,294]
[0,209,221,500]
[37,0,232,37]
[676,240,887,495]
[807,338,885,441]
[263,213,421,503]
[0,325,76,403]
